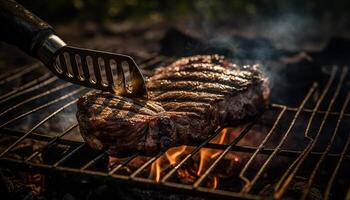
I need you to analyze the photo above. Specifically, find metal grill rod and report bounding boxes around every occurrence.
[2,126,349,160]
[303,93,350,199]
[130,151,164,179]
[238,106,287,189]
[80,151,108,171]
[274,66,348,199]
[0,76,58,104]
[24,123,78,162]
[0,82,72,117]
[271,104,350,117]
[302,89,350,199]
[250,65,335,195]
[324,94,350,200]
[240,82,318,193]
[0,99,78,157]
[53,143,86,167]
[160,126,224,183]
[193,122,255,188]
[206,143,350,158]
[108,153,139,175]
[0,73,52,100]
[0,87,85,128]
[2,128,79,146]
[0,63,40,85]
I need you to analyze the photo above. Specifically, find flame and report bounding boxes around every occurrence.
[166,145,187,165]
[197,129,228,176]
[216,128,228,144]
[150,145,187,182]
[148,128,241,187]
[213,176,218,189]
[150,159,161,182]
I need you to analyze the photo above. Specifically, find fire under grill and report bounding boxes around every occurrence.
[0,54,350,200]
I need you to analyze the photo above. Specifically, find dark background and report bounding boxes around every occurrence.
[15,0,350,24]
[1,0,350,104]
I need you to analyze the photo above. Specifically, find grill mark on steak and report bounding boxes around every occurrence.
[149,71,251,88]
[150,91,223,103]
[155,66,259,80]
[147,80,242,95]
[155,63,238,74]
[91,99,159,116]
[161,102,213,115]
[81,93,164,115]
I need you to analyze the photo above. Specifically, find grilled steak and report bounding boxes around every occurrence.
[76,55,269,155]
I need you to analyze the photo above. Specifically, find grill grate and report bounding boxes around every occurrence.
[0,56,349,200]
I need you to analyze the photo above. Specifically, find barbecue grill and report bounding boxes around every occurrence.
[0,50,349,199]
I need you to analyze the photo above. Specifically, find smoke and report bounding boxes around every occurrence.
[261,12,320,51]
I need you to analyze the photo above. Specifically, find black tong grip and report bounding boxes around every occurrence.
[0,0,54,55]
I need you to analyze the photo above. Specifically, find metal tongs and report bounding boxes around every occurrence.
[0,0,147,98]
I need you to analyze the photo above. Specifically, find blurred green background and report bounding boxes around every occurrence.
[16,0,350,24]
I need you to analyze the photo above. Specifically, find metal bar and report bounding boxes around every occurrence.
[271,104,350,117]
[0,99,78,157]
[2,127,349,159]
[0,65,33,80]
[1,128,80,146]
[241,82,318,193]
[193,122,255,188]
[0,73,52,100]
[271,65,338,196]
[274,66,348,199]
[53,143,86,167]
[0,63,41,85]
[346,187,350,200]
[160,126,224,183]
[324,131,350,199]
[80,150,108,171]
[238,106,287,190]
[108,153,139,175]
[0,76,58,104]
[24,123,78,162]
[302,92,350,200]
[205,143,350,158]
[0,156,261,200]
[130,151,164,178]
[0,82,72,117]
[0,87,85,128]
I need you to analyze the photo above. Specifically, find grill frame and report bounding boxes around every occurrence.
[0,57,349,200]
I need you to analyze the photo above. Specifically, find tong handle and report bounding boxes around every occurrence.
[0,0,54,56]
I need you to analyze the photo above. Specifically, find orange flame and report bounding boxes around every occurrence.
[150,159,161,182]
[150,145,187,182]
[149,128,240,188]
[197,129,228,176]
[166,145,187,165]
[213,176,218,189]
